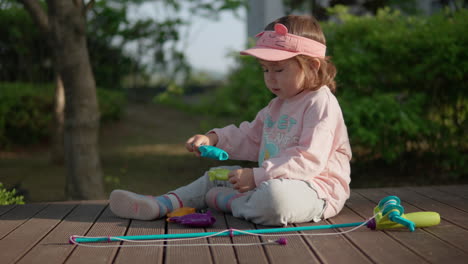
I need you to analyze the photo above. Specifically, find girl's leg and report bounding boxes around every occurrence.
[205,187,248,213]
[109,166,239,220]
[109,190,182,220]
[229,179,325,226]
[170,166,238,209]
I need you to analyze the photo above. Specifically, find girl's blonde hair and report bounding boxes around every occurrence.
[265,15,337,93]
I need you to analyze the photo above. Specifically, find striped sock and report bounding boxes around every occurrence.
[109,190,183,220]
[153,193,183,216]
[205,187,245,213]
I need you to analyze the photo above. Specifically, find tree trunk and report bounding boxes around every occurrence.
[47,0,104,199]
[50,74,65,164]
[18,0,66,165]
[19,0,104,199]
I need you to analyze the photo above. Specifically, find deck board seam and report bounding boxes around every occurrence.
[424,228,468,255]
[434,185,468,199]
[342,204,389,264]
[0,205,17,217]
[0,203,49,240]
[207,231,216,264]
[162,217,168,264]
[62,203,109,263]
[381,230,433,264]
[297,222,330,264]
[410,187,468,214]
[13,204,79,264]
[110,215,132,263]
[211,213,238,264]
[258,227,274,264]
[224,213,240,264]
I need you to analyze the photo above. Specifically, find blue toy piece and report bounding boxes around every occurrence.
[379,196,416,231]
[198,145,229,160]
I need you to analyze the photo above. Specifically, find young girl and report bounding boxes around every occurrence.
[110,15,352,226]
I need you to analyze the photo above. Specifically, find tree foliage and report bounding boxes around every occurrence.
[0,4,52,82]
[0,0,245,88]
[283,0,467,20]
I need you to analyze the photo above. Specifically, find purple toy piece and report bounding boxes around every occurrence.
[366,218,377,230]
[168,211,216,227]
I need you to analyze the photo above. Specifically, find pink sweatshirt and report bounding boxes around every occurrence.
[211,86,352,219]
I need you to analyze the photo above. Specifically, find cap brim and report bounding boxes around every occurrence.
[240,46,299,61]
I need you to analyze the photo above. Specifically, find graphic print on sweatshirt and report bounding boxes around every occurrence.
[259,114,300,164]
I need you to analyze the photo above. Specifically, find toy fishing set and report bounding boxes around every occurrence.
[69,146,441,247]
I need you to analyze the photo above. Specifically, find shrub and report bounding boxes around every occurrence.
[98,88,126,122]
[0,183,25,205]
[0,83,54,146]
[338,90,430,161]
[0,82,126,147]
[324,7,467,173]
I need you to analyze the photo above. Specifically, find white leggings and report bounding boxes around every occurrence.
[172,166,326,226]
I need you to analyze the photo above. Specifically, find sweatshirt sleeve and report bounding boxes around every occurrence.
[253,104,336,186]
[210,106,268,162]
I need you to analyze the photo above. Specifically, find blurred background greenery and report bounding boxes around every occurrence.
[1,0,467,204]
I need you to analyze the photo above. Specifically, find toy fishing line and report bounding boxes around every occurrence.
[69,214,378,248]
[69,196,440,248]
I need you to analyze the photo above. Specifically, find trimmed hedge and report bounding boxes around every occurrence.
[324,7,467,172]
[0,82,126,147]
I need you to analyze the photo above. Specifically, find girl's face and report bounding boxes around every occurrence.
[260,58,305,99]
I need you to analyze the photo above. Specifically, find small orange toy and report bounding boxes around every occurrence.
[166,207,196,222]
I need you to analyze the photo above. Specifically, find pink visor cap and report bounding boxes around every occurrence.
[240,23,326,61]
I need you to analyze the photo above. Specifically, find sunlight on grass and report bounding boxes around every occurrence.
[121,143,190,156]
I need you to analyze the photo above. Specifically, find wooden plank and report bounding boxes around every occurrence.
[0,204,16,216]
[16,201,107,264]
[340,192,427,263]
[206,210,237,264]
[165,218,213,263]
[225,213,269,264]
[435,185,468,199]
[113,218,165,264]
[301,191,388,263]
[410,186,468,213]
[256,223,319,264]
[297,218,371,264]
[66,205,129,264]
[0,203,48,239]
[357,188,468,263]
[0,203,76,263]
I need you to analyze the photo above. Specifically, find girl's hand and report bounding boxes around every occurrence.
[228,168,256,193]
[185,133,218,157]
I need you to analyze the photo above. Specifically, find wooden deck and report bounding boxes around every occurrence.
[1,185,467,264]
